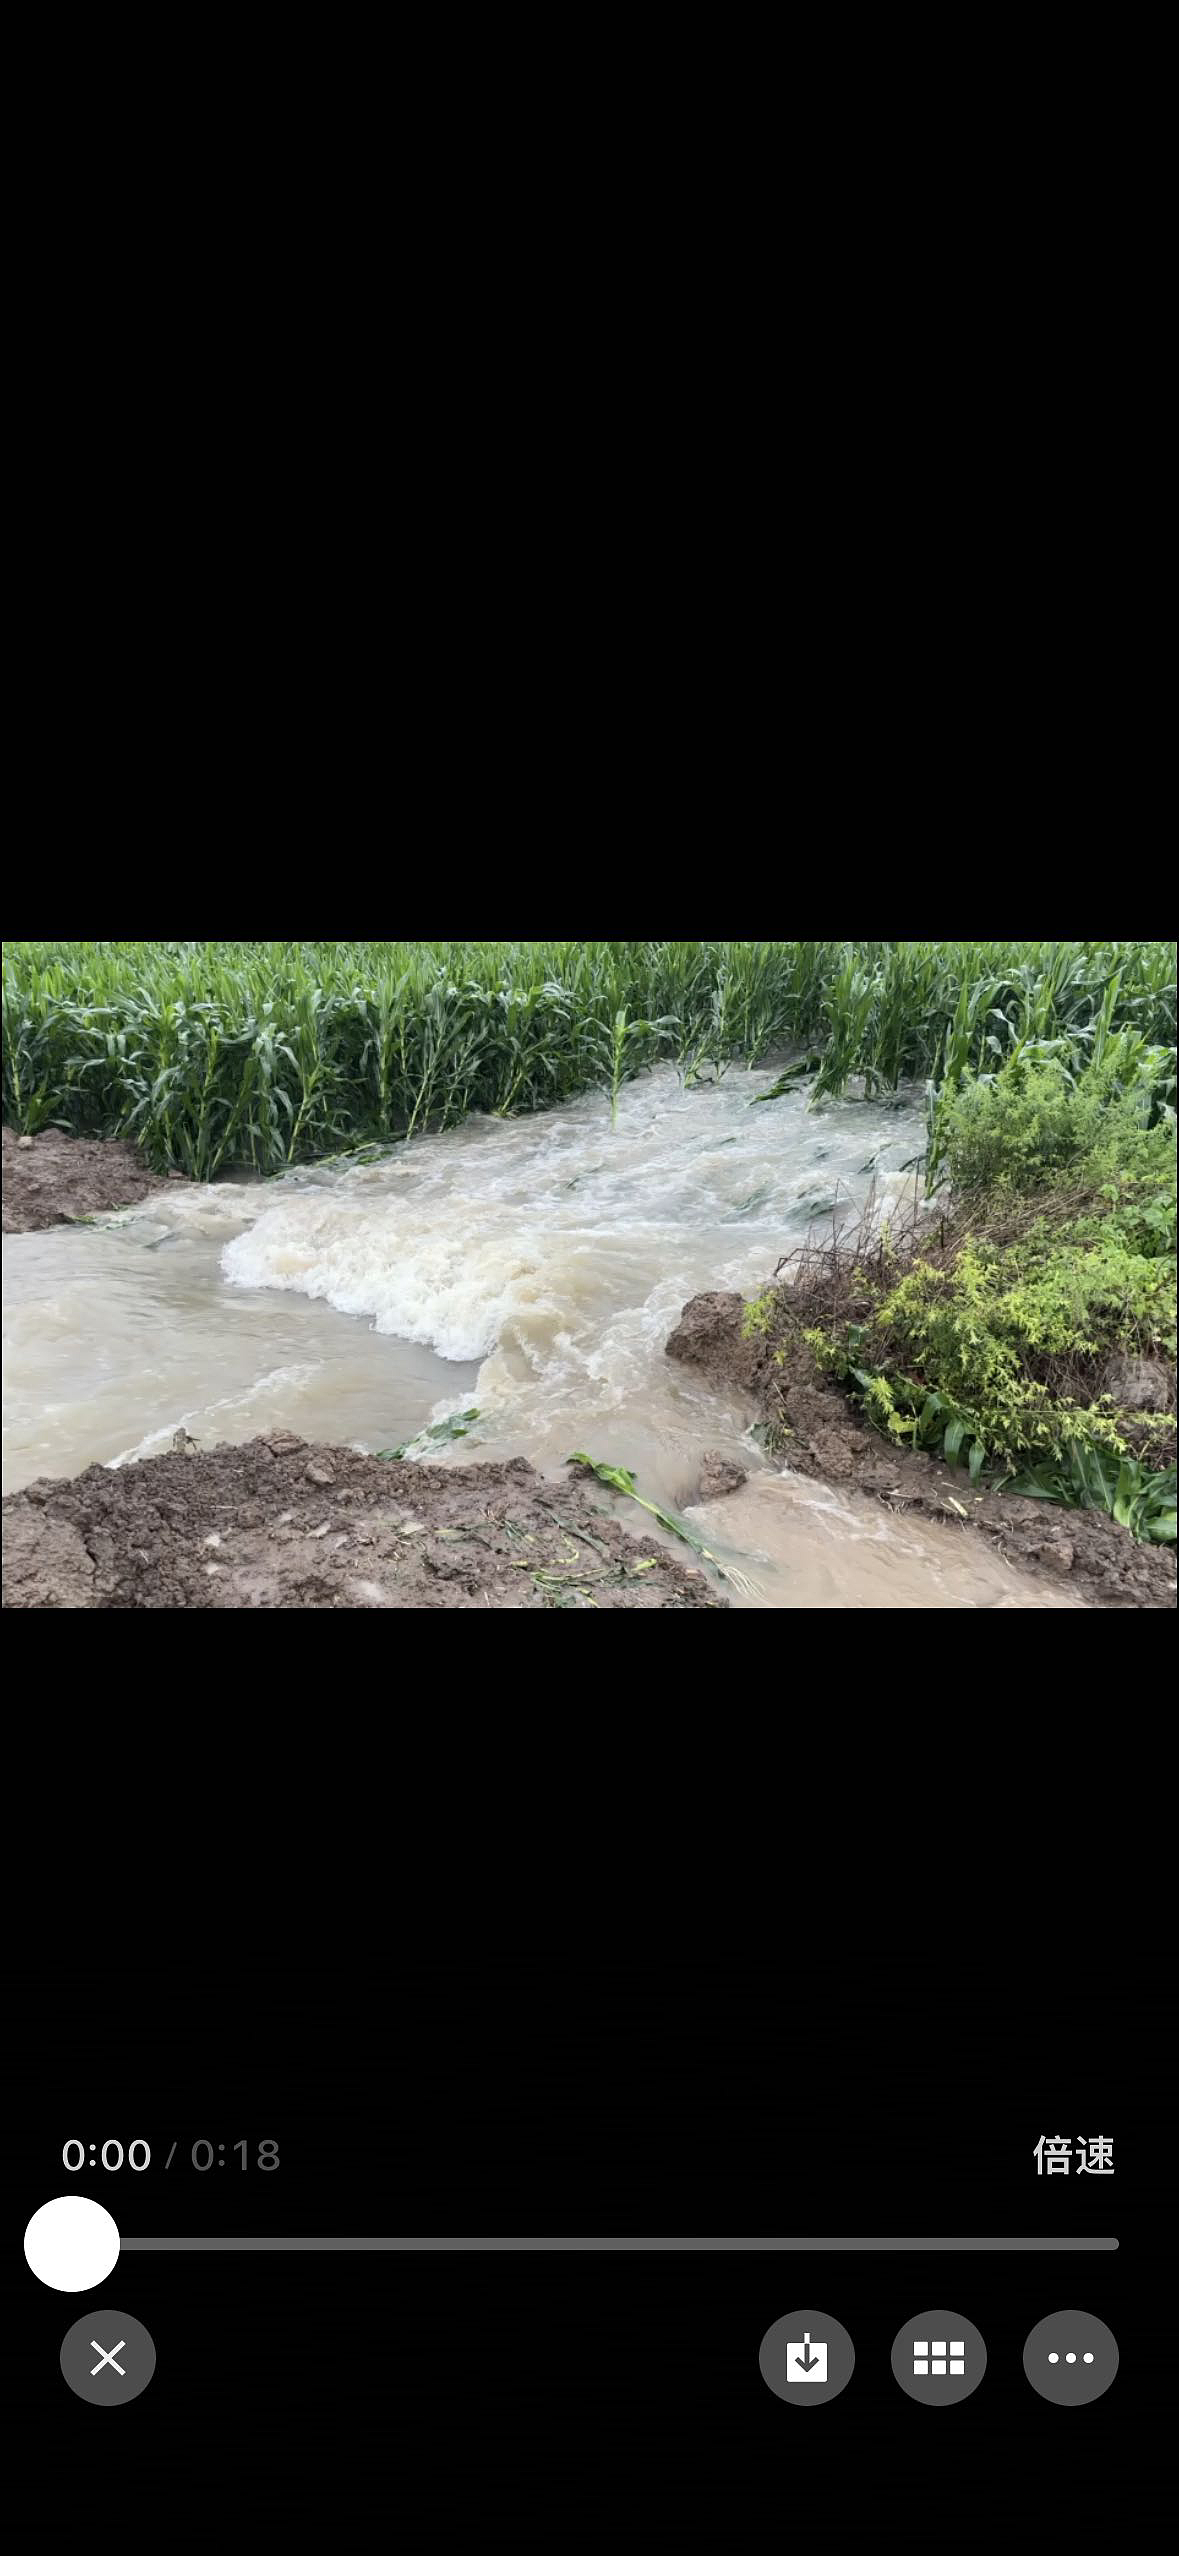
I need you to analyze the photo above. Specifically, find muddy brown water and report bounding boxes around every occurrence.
[2,1068,1080,1607]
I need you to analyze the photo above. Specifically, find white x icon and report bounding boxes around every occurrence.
[90,2340,126,2377]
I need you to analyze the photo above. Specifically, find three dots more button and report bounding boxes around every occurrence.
[1023,2312,1118,2405]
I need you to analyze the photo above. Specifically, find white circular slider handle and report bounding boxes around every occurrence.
[24,2197,121,2291]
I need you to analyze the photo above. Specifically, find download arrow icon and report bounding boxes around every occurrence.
[796,2332,820,2372]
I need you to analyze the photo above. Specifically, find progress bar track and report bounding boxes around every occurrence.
[119,2236,1119,2253]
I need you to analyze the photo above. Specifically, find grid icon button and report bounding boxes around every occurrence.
[894,2311,986,2403]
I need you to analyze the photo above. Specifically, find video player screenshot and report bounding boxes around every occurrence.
[15,1958,1155,2530]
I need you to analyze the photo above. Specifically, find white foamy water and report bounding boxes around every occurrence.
[217,1067,930,1486]
[2,1066,1075,1606]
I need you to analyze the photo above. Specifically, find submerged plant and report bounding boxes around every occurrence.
[565,1454,729,1577]
[377,1408,480,1460]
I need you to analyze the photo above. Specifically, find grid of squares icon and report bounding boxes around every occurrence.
[913,2338,965,2376]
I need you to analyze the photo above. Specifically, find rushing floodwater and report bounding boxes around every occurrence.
[2,1066,1077,1606]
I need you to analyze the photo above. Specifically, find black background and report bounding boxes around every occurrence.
[13,1956,1158,2530]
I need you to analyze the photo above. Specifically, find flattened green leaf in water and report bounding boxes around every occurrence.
[377,1405,479,1460]
[566,1452,728,1578]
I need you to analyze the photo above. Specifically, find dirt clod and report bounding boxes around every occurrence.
[2,1441,727,1609]
[3,1126,184,1233]
[1100,1353,1174,1412]
[697,1451,747,1500]
[665,1292,765,1394]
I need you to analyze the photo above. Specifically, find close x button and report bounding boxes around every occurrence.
[60,2312,157,2405]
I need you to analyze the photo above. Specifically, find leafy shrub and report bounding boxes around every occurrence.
[794,1075,1176,1532]
[937,1059,1162,1195]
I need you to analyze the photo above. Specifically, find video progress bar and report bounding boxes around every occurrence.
[119,2236,1119,2253]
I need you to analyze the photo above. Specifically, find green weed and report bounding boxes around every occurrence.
[1002,1447,1176,1543]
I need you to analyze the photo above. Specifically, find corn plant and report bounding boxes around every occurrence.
[5,939,1174,1176]
[580,1007,679,1126]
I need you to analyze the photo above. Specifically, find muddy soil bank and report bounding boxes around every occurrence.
[3,1126,185,1232]
[1,1435,726,1609]
[666,1292,1177,1610]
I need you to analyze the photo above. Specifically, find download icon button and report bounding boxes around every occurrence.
[759,2312,855,2405]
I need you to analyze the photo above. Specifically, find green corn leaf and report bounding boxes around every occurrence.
[377,1406,479,1460]
[566,1453,728,1578]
